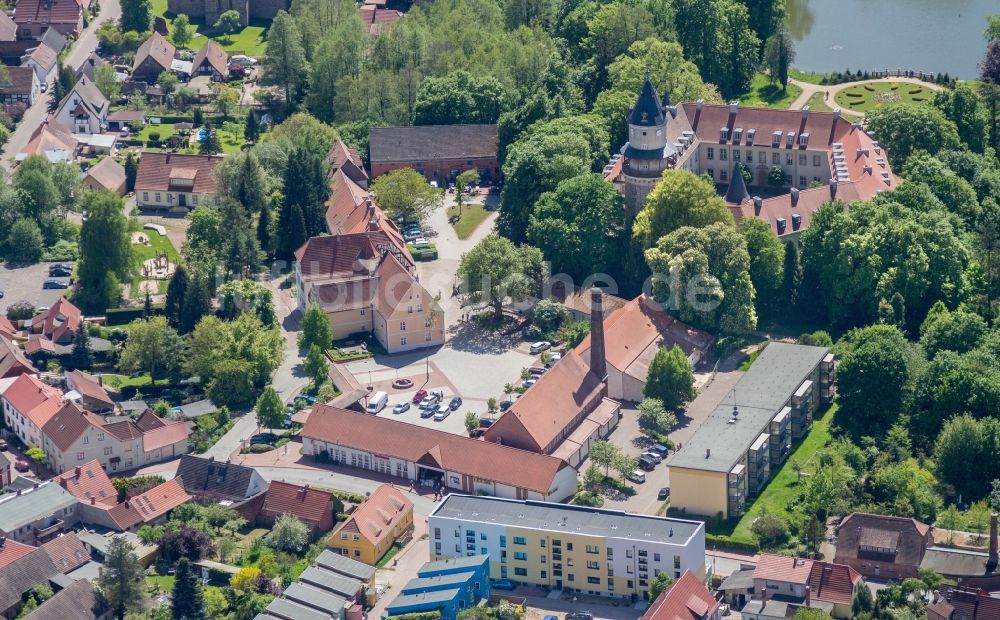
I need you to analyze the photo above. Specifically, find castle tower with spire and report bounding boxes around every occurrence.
[621,73,677,215]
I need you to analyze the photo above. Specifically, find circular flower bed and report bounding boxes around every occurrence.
[392,378,414,389]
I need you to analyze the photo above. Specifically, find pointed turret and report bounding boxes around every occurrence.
[724,163,751,204]
[628,74,666,127]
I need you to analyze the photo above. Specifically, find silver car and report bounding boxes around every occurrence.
[433,404,451,421]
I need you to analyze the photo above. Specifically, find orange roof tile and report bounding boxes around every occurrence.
[191,39,228,76]
[331,484,411,547]
[114,477,191,525]
[263,480,334,526]
[0,539,36,570]
[324,169,409,258]
[641,570,719,620]
[807,560,862,606]
[753,554,814,585]
[141,421,189,452]
[39,532,90,573]
[30,297,81,343]
[3,373,63,427]
[65,369,113,406]
[55,458,117,505]
[0,335,35,378]
[135,151,223,195]
[43,402,105,453]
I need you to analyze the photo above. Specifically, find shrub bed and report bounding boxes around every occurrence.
[106,304,166,325]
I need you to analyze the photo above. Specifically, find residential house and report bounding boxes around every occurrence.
[328,484,412,565]
[174,455,267,518]
[55,459,118,510]
[324,139,368,187]
[75,52,104,81]
[1,373,63,448]
[745,554,865,619]
[134,151,222,213]
[253,549,370,620]
[369,124,499,183]
[484,291,621,468]
[428,494,707,600]
[667,343,836,520]
[21,43,57,85]
[383,555,490,620]
[131,32,175,82]
[0,482,79,545]
[77,530,158,566]
[834,512,933,580]
[82,157,127,195]
[102,477,191,530]
[0,316,17,340]
[12,0,82,37]
[928,587,1000,620]
[577,294,715,401]
[106,110,145,132]
[39,532,90,573]
[259,481,336,538]
[18,118,78,162]
[718,569,756,609]
[296,565,366,605]
[53,76,108,134]
[190,40,229,81]
[22,579,111,620]
[641,569,720,620]
[38,28,67,54]
[0,451,13,490]
[0,538,36,570]
[0,12,16,41]
[0,549,59,619]
[293,232,444,354]
[0,336,36,378]
[302,405,579,502]
[64,370,114,412]
[0,66,40,106]
[323,168,407,246]
[25,297,81,345]
[358,5,402,35]
[41,404,189,474]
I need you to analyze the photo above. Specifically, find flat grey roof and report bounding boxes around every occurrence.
[719,568,754,590]
[265,598,328,620]
[0,482,78,532]
[283,583,346,614]
[669,342,829,472]
[404,570,477,593]
[419,555,488,575]
[431,495,702,546]
[297,566,363,597]
[386,588,462,610]
[315,549,376,580]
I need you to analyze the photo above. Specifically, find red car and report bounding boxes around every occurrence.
[14,459,30,472]
[411,389,428,404]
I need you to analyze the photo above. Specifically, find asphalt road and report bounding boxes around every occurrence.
[1,0,122,169]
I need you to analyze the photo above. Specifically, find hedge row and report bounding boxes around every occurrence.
[105,304,166,325]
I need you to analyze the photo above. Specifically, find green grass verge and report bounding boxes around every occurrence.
[103,373,155,389]
[739,73,803,109]
[738,347,763,371]
[146,575,175,593]
[804,91,833,113]
[375,543,403,568]
[789,68,825,85]
[834,80,935,113]
[728,403,837,544]
[446,203,490,240]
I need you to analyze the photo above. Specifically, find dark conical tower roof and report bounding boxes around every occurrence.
[629,74,666,128]
[724,162,751,204]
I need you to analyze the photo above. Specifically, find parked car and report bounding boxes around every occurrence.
[651,444,670,457]
[420,407,436,419]
[434,405,451,421]
[658,487,670,501]
[419,395,439,409]
[567,613,594,620]
[523,377,537,388]
[628,470,646,483]
[43,280,69,289]
[528,367,546,376]
[543,616,558,620]
[412,389,428,404]
[642,451,662,463]
[412,237,429,246]
[250,433,278,445]
[14,459,30,472]
[49,264,72,275]
[492,580,516,591]
[448,396,462,410]
[499,400,513,412]
[392,402,410,414]
[529,341,551,354]
[0,439,7,450]
[403,230,422,242]
[49,268,71,277]
[638,456,656,471]
[479,417,495,428]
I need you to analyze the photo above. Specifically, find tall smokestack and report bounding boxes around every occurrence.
[988,513,998,572]
[589,288,607,381]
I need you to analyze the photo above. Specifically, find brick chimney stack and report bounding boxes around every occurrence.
[988,513,998,572]
[589,288,607,381]
[805,585,811,607]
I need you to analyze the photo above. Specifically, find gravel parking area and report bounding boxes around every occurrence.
[0,262,73,315]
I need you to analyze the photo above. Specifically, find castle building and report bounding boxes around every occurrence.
[609,79,898,238]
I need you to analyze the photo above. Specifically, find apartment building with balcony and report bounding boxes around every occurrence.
[667,343,835,520]
[427,495,706,601]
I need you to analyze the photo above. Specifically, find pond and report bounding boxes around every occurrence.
[786,0,995,79]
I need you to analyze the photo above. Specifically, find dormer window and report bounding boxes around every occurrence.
[776,217,786,233]
[746,129,755,145]
[733,128,743,143]
[786,132,795,147]
[720,127,729,142]
[772,131,782,147]
[799,133,809,147]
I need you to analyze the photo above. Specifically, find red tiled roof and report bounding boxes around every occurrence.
[22,118,78,159]
[0,539,36,570]
[332,484,411,546]
[358,5,402,34]
[24,335,56,355]
[0,335,35,378]
[0,65,35,96]
[102,418,143,441]
[191,39,228,76]
[106,501,143,529]
[39,532,89,573]
[134,409,165,431]
[262,480,333,527]
[84,157,126,193]
[42,401,105,452]
[807,560,862,606]
[133,32,175,73]
[325,139,363,171]
[641,570,719,620]
[0,11,16,40]
[0,316,16,338]
[302,405,572,494]
[13,0,81,26]
[65,369,113,406]
[135,151,223,195]
[141,421,189,452]
[296,232,394,278]
[55,458,117,505]
[835,512,930,568]
[3,373,62,427]
[31,297,81,343]
[753,554,814,585]
[483,350,605,454]
[111,477,191,526]
[324,169,409,258]
[26,43,56,71]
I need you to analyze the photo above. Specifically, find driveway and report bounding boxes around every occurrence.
[0,262,74,314]
[1,0,122,168]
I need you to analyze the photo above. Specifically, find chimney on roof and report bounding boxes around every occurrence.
[761,587,767,603]
[988,513,998,571]
[59,477,67,488]
[790,187,799,207]
[752,196,762,215]
[90,497,96,505]
[33,482,39,489]
[97,375,103,387]
[805,585,811,607]
[802,106,810,121]
[0,536,5,548]
[696,99,704,113]
[833,108,841,121]
[728,101,738,116]
[75,466,81,477]
[829,178,838,200]
[706,448,711,459]
[589,288,607,382]
[368,217,380,232]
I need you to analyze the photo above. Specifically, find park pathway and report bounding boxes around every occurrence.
[787,76,945,117]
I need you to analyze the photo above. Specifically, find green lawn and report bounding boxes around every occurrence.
[789,68,826,85]
[137,122,181,143]
[834,81,935,113]
[102,373,155,389]
[739,73,802,109]
[728,403,837,544]
[146,575,175,593]
[804,91,833,113]
[152,0,269,59]
[446,203,490,240]
[375,543,403,568]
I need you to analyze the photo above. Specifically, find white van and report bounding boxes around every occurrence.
[628,470,646,484]
[366,391,388,414]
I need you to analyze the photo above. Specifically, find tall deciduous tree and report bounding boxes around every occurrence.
[740,218,784,319]
[255,386,284,431]
[78,191,132,311]
[643,345,696,410]
[370,167,444,224]
[304,344,328,385]
[764,27,795,89]
[172,14,192,47]
[99,536,144,620]
[164,265,189,329]
[836,325,911,436]
[95,62,122,101]
[120,0,152,32]
[633,169,732,251]
[118,317,185,383]
[458,234,544,321]
[214,10,242,42]
[935,414,1000,502]
[261,11,308,109]
[413,71,506,125]
[299,305,333,350]
[865,103,962,169]
[606,37,721,105]
[171,558,207,620]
